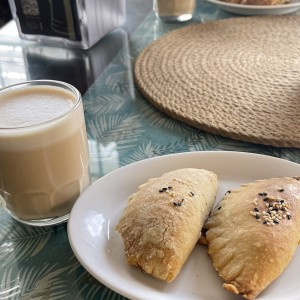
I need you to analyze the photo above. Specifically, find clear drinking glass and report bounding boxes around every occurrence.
[153,0,196,22]
[0,80,90,226]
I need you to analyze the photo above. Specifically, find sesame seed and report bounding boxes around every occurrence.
[258,192,268,196]
[278,188,284,192]
[250,194,292,225]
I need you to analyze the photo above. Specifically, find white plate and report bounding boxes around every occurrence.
[206,0,300,15]
[68,151,300,300]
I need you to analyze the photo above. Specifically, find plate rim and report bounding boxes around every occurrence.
[206,0,300,10]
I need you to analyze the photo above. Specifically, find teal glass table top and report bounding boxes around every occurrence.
[1,0,300,299]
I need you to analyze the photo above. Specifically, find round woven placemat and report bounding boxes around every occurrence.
[134,15,300,148]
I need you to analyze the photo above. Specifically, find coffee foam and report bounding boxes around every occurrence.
[0,86,75,128]
[0,85,82,150]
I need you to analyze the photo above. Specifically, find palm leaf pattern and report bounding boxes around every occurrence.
[1,263,69,299]
[84,94,129,115]
[0,216,52,266]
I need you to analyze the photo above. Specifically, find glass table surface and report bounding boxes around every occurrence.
[0,0,300,299]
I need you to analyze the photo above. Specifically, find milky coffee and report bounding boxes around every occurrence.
[0,83,89,221]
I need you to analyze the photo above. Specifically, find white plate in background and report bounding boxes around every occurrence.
[206,0,300,15]
[68,151,300,300]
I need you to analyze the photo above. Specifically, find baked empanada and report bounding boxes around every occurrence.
[203,176,300,299]
[116,168,218,282]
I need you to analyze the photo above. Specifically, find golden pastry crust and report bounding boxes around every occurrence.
[203,177,300,299]
[116,168,218,282]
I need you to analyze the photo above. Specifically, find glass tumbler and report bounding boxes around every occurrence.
[154,0,196,22]
[0,80,90,226]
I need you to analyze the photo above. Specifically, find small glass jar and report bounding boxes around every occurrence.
[154,0,196,22]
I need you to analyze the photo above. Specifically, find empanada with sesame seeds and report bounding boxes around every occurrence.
[116,168,218,282]
[202,176,300,299]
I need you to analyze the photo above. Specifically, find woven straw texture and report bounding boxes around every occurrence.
[134,15,300,148]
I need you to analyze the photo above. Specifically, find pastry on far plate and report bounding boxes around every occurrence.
[116,168,218,282]
[220,0,289,5]
[202,176,300,299]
